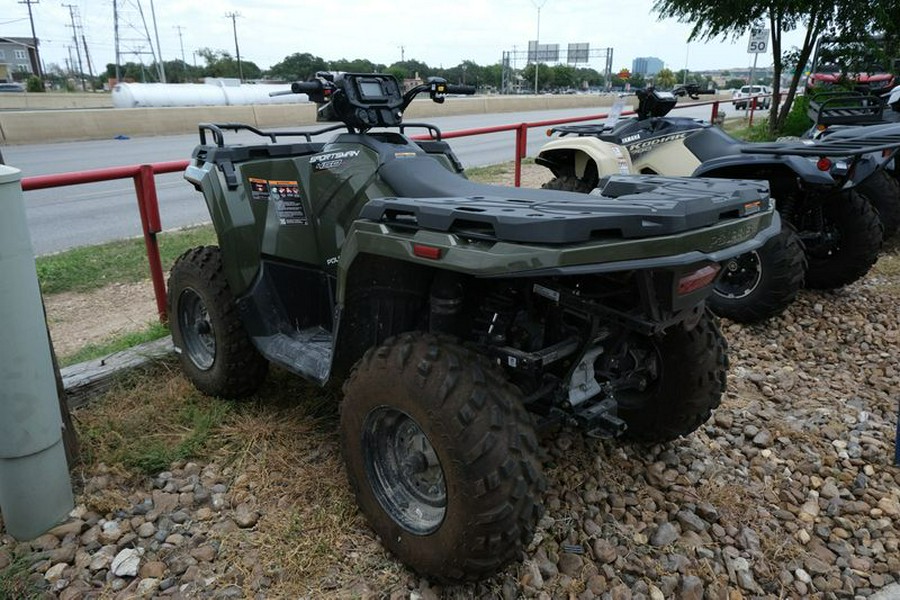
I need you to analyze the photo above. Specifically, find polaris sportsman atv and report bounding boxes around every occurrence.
[537,85,900,323]
[169,72,779,581]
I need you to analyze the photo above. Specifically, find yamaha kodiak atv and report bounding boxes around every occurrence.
[537,85,900,323]
[168,72,779,581]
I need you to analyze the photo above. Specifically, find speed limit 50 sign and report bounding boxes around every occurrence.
[748,27,769,53]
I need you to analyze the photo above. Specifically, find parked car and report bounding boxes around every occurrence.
[732,85,771,109]
[0,82,25,93]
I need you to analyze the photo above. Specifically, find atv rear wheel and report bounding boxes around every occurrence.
[341,333,545,582]
[167,245,268,398]
[709,223,806,323]
[608,311,727,443]
[803,191,883,289]
[857,170,900,239]
[542,174,595,193]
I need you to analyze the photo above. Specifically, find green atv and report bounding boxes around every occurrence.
[168,72,779,581]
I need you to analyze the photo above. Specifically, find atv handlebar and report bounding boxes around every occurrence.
[444,84,477,95]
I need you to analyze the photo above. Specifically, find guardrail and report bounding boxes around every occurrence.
[17,98,731,322]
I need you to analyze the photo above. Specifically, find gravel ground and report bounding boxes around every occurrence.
[2,170,899,598]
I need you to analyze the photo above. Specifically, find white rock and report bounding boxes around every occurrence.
[110,548,143,577]
[44,562,67,582]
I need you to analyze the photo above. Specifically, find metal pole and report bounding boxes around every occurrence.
[63,4,86,91]
[113,0,121,82]
[745,52,758,120]
[150,0,166,83]
[534,5,541,94]
[0,165,74,541]
[226,12,244,82]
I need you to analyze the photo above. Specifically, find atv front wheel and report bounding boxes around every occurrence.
[803,191,883,289]
[542,174,595,193]
[857,170,900,239]
[341,333,545,582]
[167,245,268,398]
[709,224,806,323]
[606,311,728,443]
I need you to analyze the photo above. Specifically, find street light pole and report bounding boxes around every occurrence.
[532,0,548,94]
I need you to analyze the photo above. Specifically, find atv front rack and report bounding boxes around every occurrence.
[197,121,444,147]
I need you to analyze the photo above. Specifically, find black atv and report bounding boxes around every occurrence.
[168,72,779,581]
[538,85,900,323]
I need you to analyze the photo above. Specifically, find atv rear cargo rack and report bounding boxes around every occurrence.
[741,125,900,158]
[807,91,885,127]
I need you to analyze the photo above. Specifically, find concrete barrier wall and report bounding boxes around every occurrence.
[0,93,113,111]
[0,93,729,145]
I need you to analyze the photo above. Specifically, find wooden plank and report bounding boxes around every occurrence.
[60,337,175,410]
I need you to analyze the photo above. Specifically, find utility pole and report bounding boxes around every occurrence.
[225,12,244,82]
[150,0,166,83]
[62,3,86,91]
[18,0,43,79]
[399,45,405,62]
[81,34,95,89]
[113,0,121,82]
[174,25,186,64]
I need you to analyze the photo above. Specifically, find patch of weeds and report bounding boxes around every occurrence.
[60,321,169,367]
[0,550,45,600]
[75,364,233,474]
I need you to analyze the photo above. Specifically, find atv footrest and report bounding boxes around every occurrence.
[253,326,333,385]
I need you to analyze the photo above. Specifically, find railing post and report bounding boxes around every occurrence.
[749,96,757,127]
[515,123,528,187]
[133,165,168,323]
[711,101,719,125]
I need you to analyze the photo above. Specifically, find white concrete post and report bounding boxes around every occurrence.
[0,165,74,540]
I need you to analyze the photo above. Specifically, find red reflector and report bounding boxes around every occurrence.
[884,149,893,158]
[413,244,442,260]
[816,157,833,171]
[678,265,720,295]
[546,128,553,137]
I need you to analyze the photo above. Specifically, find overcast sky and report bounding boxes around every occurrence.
[4,0,809,76]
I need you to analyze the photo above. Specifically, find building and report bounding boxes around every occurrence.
[0,37,38,82]
[632,56,664,77]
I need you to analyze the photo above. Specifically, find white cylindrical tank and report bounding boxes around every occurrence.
[112,79,309,108]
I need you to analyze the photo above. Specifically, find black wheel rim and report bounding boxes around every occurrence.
[362,407,447,535]
[178,288,215,371]
[714,251,762,299]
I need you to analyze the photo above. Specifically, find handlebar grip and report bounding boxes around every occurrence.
[445,84,476,95]
[268,89,295,97]
[291,81,323,94]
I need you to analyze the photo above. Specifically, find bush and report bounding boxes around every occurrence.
[25,76,44,93]
[780,94,813,137]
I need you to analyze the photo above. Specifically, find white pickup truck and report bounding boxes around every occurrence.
[732,85,771,110]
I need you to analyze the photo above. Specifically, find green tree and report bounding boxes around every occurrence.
[653,0,897,134]
[267,52,328,81]
[655,67,677,89]
[195,48,261,79]
[329,58,384,73]
[521,63,555,92]
[387,59,432,80]
[629,72,646,88]
[550,64,577,89]
[725,77,746,89]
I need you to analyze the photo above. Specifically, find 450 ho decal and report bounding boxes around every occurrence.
[310,150,361,171]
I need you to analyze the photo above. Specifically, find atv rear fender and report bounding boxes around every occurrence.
[536,137,633,182]
[692,154,835,186]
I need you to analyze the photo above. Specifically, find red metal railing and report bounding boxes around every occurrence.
[22,161,189,322]
[19,98,737,323]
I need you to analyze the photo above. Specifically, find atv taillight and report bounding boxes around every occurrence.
[677,265,720,295]
[413,244,442,260]
[816,157,833,171]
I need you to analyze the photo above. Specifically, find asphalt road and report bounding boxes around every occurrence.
[5,100,746,255]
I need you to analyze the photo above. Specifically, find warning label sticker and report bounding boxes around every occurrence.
[269,180,307,225]
[249,177,270,201]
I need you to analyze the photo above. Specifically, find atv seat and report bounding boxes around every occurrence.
[683,127,745,162]
[378,155,585,203]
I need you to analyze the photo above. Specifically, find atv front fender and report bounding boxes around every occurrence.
[536,137,633,181]
[692,154,835,186]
